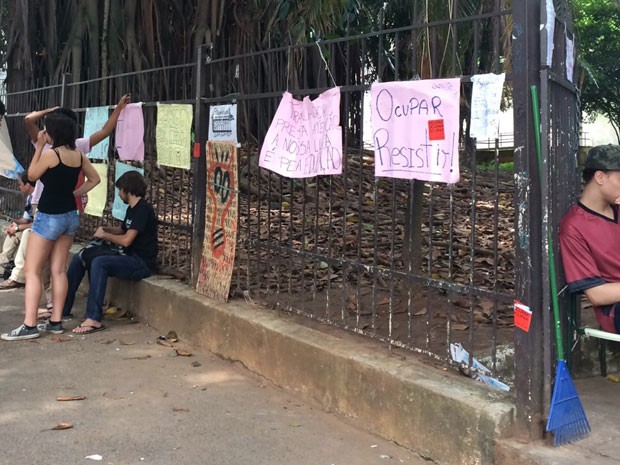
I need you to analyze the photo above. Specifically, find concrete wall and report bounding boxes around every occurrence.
[0,220,515,464]
[109,275,515,465]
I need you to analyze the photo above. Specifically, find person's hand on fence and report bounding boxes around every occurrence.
[116,94,131,110]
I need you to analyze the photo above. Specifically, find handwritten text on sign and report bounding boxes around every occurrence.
[259,88,342,178]
[370,79,460,183]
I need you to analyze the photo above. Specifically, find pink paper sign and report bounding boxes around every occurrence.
[259,88,342,178]
[115,103,145,161]
[370,79,460,183]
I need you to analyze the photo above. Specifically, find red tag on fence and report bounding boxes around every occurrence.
[428,119,445,140]
[514,300,532,332]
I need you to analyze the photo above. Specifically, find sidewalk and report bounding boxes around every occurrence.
[109,273,620,465]
[0,287,424,465]
[497,373,620,465]
[1,221,619,465]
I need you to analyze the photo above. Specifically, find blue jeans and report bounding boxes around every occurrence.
[63,253,152,322]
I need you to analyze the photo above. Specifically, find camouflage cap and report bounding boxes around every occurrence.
[584,144,620,171]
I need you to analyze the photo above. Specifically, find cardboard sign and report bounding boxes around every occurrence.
[514,300,532,332]
[196,141,238,302]
[370,79,460,183]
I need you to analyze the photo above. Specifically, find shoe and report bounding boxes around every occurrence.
[0,279,25,290]
[1,324,40,341]
[37,320,64,335]
[61,313,74,322]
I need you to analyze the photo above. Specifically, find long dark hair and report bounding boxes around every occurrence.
[44,109,78,149]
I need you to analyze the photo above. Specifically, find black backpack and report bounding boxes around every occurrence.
[2,260,15,280]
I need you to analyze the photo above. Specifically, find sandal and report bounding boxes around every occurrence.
[37,305,54,320]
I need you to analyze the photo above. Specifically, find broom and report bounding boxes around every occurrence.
[530,85,591,445]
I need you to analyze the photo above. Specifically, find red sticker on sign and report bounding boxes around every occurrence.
[428,119,445,140]
[514,300,532,332]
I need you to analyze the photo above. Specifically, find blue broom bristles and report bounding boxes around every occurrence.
[546,360,591,446]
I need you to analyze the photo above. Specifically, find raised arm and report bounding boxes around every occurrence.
[89,93,131,148]
[27,131,52,181]
[24,107,59,143]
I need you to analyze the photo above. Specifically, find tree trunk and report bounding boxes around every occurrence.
[101,0,110,101]
[193,0,212,52]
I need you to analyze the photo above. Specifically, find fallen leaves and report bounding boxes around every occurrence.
[45,422,73,431]
[155,331,196,359]
[122,355,152,360]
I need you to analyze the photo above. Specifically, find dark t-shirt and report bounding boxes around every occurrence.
[122,198,158,271]
[559,202,620,333]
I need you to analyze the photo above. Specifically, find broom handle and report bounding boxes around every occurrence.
[530,85,564,361]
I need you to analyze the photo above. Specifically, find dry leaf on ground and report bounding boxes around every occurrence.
[57,396,86,401]
[50,422,73,430]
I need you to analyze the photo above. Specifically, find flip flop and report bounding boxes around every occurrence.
[37,310,52,320]
[72,324,106,335]
[38,304,54,320]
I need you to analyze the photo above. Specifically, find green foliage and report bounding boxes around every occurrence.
[476,161,514,173]
[573,0,620,142]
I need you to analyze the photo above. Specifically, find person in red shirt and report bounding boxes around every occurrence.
[559,144,620,334]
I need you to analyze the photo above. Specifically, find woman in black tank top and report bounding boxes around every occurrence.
[1,109,101,341]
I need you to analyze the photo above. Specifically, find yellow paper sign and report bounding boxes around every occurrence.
[156,103,193,169]
[84,163,109,217]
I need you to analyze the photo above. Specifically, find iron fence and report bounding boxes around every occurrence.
[0,4,581,438]
[0,11,517,382]
[0,66,195,279]
[194,7,517,385]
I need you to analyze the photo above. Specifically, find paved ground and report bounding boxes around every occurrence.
[0,287,426,465]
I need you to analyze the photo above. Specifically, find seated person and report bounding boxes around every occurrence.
[9,95,131,308]
[559,144,620,334]
[0,173,36,287]
[64,171,158,334]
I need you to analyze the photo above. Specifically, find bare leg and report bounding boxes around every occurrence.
[48,235,74,323]
[23,233,53,327]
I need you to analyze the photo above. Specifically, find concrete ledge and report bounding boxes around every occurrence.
[0,220,515,464]
[109,275,515,465]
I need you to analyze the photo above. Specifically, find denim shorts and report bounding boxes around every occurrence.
[32,211,80,241]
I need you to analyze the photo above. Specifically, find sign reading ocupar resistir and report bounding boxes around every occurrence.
[370,78,460,184]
